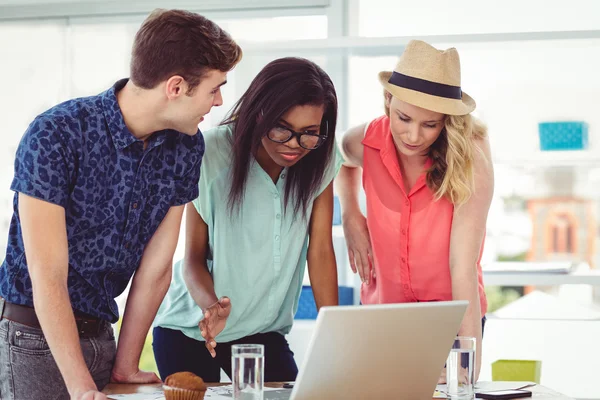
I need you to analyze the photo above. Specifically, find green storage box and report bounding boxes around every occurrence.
[492,360,541,383]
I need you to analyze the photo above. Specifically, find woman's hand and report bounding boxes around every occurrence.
[199,296,231,357]
[342,210,374,284]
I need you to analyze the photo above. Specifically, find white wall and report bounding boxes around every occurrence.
[346,2,600,167]
[357,0,600,37]
[458,39,600,165]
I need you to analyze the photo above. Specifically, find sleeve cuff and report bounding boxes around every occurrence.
[11,178,69,208]
[172,185,199,207]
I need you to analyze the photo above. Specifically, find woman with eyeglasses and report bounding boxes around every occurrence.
[152,57,341,382]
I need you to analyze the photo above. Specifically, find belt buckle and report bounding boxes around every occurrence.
[78,319,100,339]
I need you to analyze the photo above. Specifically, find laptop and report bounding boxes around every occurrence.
[286,301,468,400]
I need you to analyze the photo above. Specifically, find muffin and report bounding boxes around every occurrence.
[163,371,207,400]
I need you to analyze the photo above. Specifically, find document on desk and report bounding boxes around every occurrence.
[206,385,290,399]
[108,386,287,400]
[108,391,164,400]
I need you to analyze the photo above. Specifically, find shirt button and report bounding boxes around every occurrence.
[274,193,279,199]
[276,214,281,219]
[132,202,138,209]
[275,235,280,241]
[125,243,130,249]
[401,257,406,263]
[281,173,286,179]
[403,284,408,289]
[401,228,406,235]
[405,199,410,206]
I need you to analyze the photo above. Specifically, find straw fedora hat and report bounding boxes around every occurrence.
[379,40,475,116]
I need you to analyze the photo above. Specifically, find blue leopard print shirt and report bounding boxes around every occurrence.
[0,79,204,322]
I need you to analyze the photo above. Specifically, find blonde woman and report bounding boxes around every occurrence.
[336,40,493,381]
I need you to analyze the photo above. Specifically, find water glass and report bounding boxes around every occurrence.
[232,344,264,400]
[446,336,476,400]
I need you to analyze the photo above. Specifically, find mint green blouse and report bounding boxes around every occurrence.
[154,124,342,342]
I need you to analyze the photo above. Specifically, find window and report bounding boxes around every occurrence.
[215,15,327,42]
[357,0,600,37]
[69,17,140,97]
[0,20,67,251]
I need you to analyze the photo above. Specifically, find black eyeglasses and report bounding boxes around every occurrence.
[266,121,328,150]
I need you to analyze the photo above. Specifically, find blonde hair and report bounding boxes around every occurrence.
[427,114,487,206]
[383,90,487,206]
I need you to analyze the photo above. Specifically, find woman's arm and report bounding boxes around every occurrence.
[183,202,218,309]
[336,123,365,216]
[307,182,339,309]
[449,136,494,381]
[339,122,366,168]
[182,202,231,357]
[335,123,374,284]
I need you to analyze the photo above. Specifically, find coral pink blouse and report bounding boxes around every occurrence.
[360,115,487,316]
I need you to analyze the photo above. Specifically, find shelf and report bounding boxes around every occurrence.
[494,150,600,168]
[483,269,600,287]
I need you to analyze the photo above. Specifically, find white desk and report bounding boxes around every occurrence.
[480,319,600,400]
[477,382,574,399]
[103,382,575,399]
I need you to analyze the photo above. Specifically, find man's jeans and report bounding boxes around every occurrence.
[0,317,116,400]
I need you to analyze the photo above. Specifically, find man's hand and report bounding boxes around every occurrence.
[199,296,231,357]
[72,389,108,400]
[110,369,162,384]
[438,366,446,384]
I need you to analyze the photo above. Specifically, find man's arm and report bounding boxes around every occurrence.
[110,204,185,383]
[19,193,102,398]
[307,182,338,309]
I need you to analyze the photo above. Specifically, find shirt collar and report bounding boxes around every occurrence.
[101,79,192,151]
[363,115,433,196]
[101,78,139,150]
[361,116,386,150]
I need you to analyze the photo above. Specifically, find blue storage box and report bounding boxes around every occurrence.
[332,195,341,225]
[295,285,354,319]
[538,121,588,151]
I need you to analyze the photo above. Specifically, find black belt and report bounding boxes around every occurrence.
[0,297,105,338]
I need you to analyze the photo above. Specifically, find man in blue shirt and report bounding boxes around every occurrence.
[0,9,241,400]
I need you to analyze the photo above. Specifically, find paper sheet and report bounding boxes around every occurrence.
[108,385,289,400]
[107,391,164,400]
[205,385,290,400]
